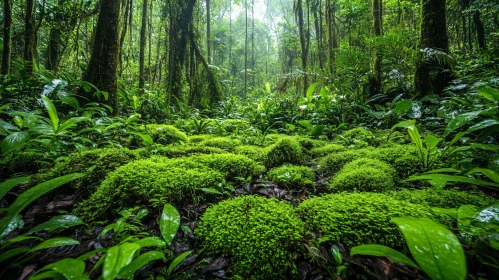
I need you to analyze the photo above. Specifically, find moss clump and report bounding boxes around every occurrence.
[318,148,375,174]
[188,134,213,144]
[234,145,268,163]
[197,137,242,152]
[188,154,264,180]
[387,188,496,209]
[309,144,344,158]
[196,195,305,279]
[296,192,435,248]
[265,138,305,168]
[339,127,377,146]
[6,152,47,175]
[34,148,140,199]
[329,159,396,192]
[156,145,227,158]
[75,159,224,221]
[289,136,329,151]
[266,165,315,191]
[133,124,188,147]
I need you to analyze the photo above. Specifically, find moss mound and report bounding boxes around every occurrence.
[188,154,264,180]
[296,192,435,248]
[266,165,315,191]
[387,188,496,209]
[5,152,47,175]
[156,145,227,158]
[133,124,188,146]
[75,159,224,221]
[329,159,396,192]
[196,195,305,279]
[265,138,305,168]
[338,127,377,147]
[197,137,242,152]
[188,134,213,144]
[234,145,268,163]
[309,144,344,158]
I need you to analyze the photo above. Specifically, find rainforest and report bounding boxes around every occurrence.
[1,0,499,279]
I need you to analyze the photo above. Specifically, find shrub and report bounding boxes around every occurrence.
[234,145,268,163]
[156,145,227,158]
[132,124,188,147]
[289,136,329,151]
[188,134,213,144]
[75,159,224,221]
[188,154,264,180]
[318,148,375,174]
[329,159,396,192]
[309,144,344,158]
[196,195,305,279]
[265,138,305,168]
[266,165,315,191]
[339,127,377,146]
[387,188,496,209]
[296,192,435,248]
[197,137,242,152]
[33,148,140,200]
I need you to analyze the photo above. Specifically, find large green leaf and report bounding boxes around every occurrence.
[477,85,499,102]
[466,168,499,183]
[41,95,59,132]
[406,173,499,189]
[391,217,467,280]
[310,125,325,137]
[0,176,31,201]
[350,244,420,269]
[26,215,85,235]
[57,117,89,134]
[444,111,481,137]
[394,100,413,115]
[102,243,141,280]
[306,81,322,98]
[135,237,166,248]
[31,258,88,280]
[0,173,85,240]
[0,246,30,263]
[30,238,80,252]
[1,131,29,155]
[160,204,181,245]
[425,134,442,150]
[167,251,192,276]
[117,251,166,279]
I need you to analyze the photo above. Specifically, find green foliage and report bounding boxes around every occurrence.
[4,152,46,175]
[338,127,377,147]
[265,138,305,168]
[196,196,305,279]
[296,193,436,248]
[309,144,344,158]
[133,124,188,147]
[155,145,227,158]
[196,137,242,151]
[266,165,315,191]
[234,145,269,163]
[187,134,213,143]
[188,153,264,179]
[160,204,181,245]
[75,159,224,221]
[329,159,396,192]
[387,188,496,209]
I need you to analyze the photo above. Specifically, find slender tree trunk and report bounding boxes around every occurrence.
[47,0,66,71]
[1,0,13,75]
[139,0,148,95]
[24,0,35,74]
[207,0,211,64]
[473,10,486,50]
[119,0,131,76]
[252,0,255,86]
[82,0,121,114]
[325,0,336,75]
[371,0,383,95]
[244,0,248,95]
[297,0,308,96]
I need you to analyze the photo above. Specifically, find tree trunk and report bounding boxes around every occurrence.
[47,0,65,71]
[244,0,248,95]
[415,0,451,96]
[473,10,486,50]
[325,0,336,75]
[370,0,383,95]
[82,0,121,114]
[1,0,12,75]
[139,0,148,95]
[24,0,35,74]
[207,0,211,64]
[297,0,308,96]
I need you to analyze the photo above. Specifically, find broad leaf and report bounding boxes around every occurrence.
[160,204,181,245]
[425,134,442,150]
[477,85,499,102]
[444,111,481,137]
[306,81,322,98]
[117,251,166,279]
[310,125,325,137]
[0,246,30,263]
[57,117,89,134]
[41,95,59,132]
[30,238,79,252]
[135,237,166,248]
[167,251,192,276]
[33,258,88,280]
[0,176,31,201]
[103,243,141,280]
[466,168,499,183]
[1,131,29,155]
[200,188,222,195]
[392,217,467,280]
[394,100,413,115]
[406,174,499,189]
[26,215,85,235]
[131,133,153,145]
[350,244,420,269]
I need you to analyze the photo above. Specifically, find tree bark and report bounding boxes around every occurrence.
[47,0,66,71]
[82,0,121,114]
[370,0,383,95]
[207,0,211,64]
[297,0,308,96]
[244,0,248,95]
[1,0,12,75]
[24,0,35,74]
[473,10,486,50]
[325,0,336,75]
[139,0,148,95]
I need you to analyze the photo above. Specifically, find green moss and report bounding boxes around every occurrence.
[33,148,140,200]
[296,192,435,248]
[75,159,224,221]
[329,159,396,192]
[6,152,47,175]
[196,195,305,279]
[289,136,329,151]
[156,145,227,158]
[188,134,213,144]
[339,127,377,146]
[266,165,315,191]
[309,144,344,158]
[234,145,269,163]
[265,138,305,168]
[387,188,496,209]
[197,137,242,152]
[188,154,264,180]
[133,124,188,147]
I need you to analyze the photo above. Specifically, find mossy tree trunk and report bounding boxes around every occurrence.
[370,0,383,96]
[1,0,12,75]
[24,0,35,74]
[139,0,148,96]
[82,0,121,114]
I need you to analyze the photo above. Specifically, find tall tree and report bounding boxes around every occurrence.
[244,0,248,95]
[82,0,121,113]
[325,0,336,75]
[296,0,309,96]
[47,0,66,71]
[415,0,451,96]
[207,0,212,64]
[370,0,383,95]
[24,0,35,73]
[1,0,13,75]
[139,0,149,95]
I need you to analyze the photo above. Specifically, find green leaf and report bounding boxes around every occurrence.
[306,81,322,98]
[26,215,85,235]
[350,244,420,269]
[466,168,499,183]
[391,217,467,280]
[76,248,107,261]
[331,247,342,264]
[30,238,79,252]
[29,271,66,280]
[131,133,153,145]
[394,100,413,115]
[467,119,499,134]
[117,251,166,279]
[432,208,458,219]
[310,125,325,137]
[136,208,148,220]
[135,237,166,248]
[0,176,31,201]
[33,258,88,280]
[41,95,59,132]
[265,82,271,94]
[2,131,29,155]
[167,251,192,276]
[200,188,223,195]
[425,134,442,150]
[103,243,141,280]
[160,204,181,245]
[57,117,89,134]
[391,120,416,132]
[0,214,24,241]
[406,174,499,189]
[0,173,85,240]
[444,111,481,137]
[0,246,30,263]
[298,120,311,129]
[458,204,499,242]
[477,85,499,102]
